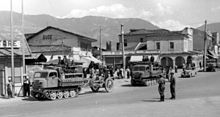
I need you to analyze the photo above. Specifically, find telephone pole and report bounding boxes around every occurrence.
[121,24,126,78]
[203,20,207,72]
[21,0,26,76]
[10,0,15,97]
[99,26,102,63]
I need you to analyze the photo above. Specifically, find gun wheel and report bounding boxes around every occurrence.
[105,78,114,92]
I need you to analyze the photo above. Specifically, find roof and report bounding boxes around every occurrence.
[0,31,32,56]
[26,26,97,42]
[124,29,187,37]
[30,44,71,53]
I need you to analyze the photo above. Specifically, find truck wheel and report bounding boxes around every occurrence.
[63,91,70,98]
[90,85,100,92]
[69,90,76,98]
[57,91,63,99]
[105,78,114,92]
[49,92,57,100]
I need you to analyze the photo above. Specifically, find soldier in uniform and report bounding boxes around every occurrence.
[157,75,166,101]
[170,72,176,99]
[23,74,30,97]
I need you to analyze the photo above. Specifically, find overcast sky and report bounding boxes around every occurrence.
[0,0,220,30]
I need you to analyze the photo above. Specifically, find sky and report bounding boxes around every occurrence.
[0,0,220,30]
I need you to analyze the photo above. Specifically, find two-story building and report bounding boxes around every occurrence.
[103,27,203,69]
[26,26,97,62]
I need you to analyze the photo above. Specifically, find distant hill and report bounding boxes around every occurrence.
[0,11,159,50]
[197,22,220,34]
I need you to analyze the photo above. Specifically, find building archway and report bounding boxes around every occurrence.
[161,57,173,68]
[175,56,185,68]
[187,56,193,66]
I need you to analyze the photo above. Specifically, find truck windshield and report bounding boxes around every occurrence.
[133,66,146,71]
[34,72,48,78]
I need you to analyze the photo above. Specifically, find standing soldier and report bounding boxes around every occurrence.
[170,72,176,99]
[157,75,166,101]
[23,74,30,97]
[7,79,13,98]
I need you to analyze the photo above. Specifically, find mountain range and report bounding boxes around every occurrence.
[0,11,159,50]
[0,11,219,50]
[197,22,220,34]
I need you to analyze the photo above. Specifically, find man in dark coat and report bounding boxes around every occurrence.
[23,75,30,97]
[158,76,166,101]
[170,72,176,99]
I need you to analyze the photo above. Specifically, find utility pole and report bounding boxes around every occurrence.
[10,0,15,98]
[99,26,102,63]
[121,24,126,78]
[203,20,207,72]
[21,0,26,77]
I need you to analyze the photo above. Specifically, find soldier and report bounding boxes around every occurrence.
[23,74,30,97]
[7,79,13,98]
[157,75,166,101]
[170,72,176,99]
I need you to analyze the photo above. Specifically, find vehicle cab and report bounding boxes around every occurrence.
[32,70,59,90]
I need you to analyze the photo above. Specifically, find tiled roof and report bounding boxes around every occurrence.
[26,26,97,42]
[0,31,32,56]
[30,45,71,53]
[124,29,186,37]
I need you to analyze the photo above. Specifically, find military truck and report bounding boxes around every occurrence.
[31,65,114,100]
[131,62,162,86]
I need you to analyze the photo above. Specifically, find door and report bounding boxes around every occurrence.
[0,64,5,96]
[47,72,59,88]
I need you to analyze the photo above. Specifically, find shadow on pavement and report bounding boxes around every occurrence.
[80,90,108,95]
[121,84,146,87]
[22,97,49,101]
[142,99,160,102]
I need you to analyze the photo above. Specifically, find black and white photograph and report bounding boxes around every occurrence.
[0,0,220,117]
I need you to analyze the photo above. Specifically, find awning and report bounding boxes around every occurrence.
[130,56,143,62]
[207,50,218,59]
[81,56,102,64]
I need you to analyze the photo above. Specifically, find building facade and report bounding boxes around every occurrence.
[26,26,97,61]
[0,31,31,96]
[103,27,203,69]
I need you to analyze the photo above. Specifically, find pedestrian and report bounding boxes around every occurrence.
[23,74,30,97]
[157,76,166,101]
[126,67,130,79]
[175,65,178,73]
[170,72,176,99]
[7,80,13,98]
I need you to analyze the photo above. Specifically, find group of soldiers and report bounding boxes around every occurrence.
[157,70,176,102]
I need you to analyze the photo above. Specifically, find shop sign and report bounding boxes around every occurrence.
[0,40,21,48]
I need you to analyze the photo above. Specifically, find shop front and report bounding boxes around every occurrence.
[0,32,31,96]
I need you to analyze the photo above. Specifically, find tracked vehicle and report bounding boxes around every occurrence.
[31,65,114,100]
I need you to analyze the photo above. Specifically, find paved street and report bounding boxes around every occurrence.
[0,71,220,117]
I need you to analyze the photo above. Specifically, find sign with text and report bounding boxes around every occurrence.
[0,40,21,48]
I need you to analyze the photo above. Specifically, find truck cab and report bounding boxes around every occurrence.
[32,70,59,90]
[131,63,162,86]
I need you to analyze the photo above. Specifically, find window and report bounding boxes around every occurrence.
[156,42,160,50]
[140,38,143,42]
[49,72,57,77]
[170,42,174,49]
[124,39,127,47]
[43,35,52,40]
